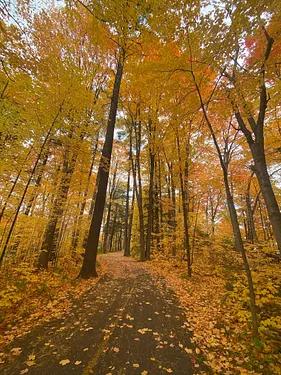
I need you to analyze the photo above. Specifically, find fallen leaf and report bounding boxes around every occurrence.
[75,361,82,365]
[195,348,201,354]
[133,363,140,368]
[59,359,70,366]
[26,361,35,367]
[11,347,22,356]
[113,347,119,353]
[20,369,29,374]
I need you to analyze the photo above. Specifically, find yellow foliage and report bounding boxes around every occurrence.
[145,241,281,375]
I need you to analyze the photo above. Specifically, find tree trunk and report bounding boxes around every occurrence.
[131,115,145,261]
[170,165,177,256]
[109,204,117,252]
[24,148,49,216]
[250,144,281,249]
[154,162,161,252]
[127,179,135,256]
[176,134,191,277]
[0,110,62,266]
[38,140,77,268]
[124,165,131,256]
[145,145,155,261]
[245,191,259,244]
[157,155,164,251]
[229,29,281,251]
[258,197,267,241]
[72,132,99,253]
[0,148,33,222]
[103,163,118,253]
[79,53,124,278]
[193,74,259,337]
[191,199,200,264]
[165,159,177,256]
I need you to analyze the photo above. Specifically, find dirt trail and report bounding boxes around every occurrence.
[0,253,200,375]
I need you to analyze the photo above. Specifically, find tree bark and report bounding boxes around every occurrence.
[145,119,155,261]
[24,148,49,216]
[157,155,164,251]
[229,29,281,251]
[245,177,259,243]
[250,145,280,248]
[131,113,145,261]
[127,181,135,256]
[103,162,118,253]
[79,53,124,278]
[176,134,191,276]
[165,158,177,256]
[38,138,77,268]
[153,159,161,252]
[72,132,99,253]
[124,164,131,256]
[109,204,118,252]
[145,149,155,260]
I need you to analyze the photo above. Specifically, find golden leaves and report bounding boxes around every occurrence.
[25,354,36,367]
[59,359,70,366]
[138,327,152,334]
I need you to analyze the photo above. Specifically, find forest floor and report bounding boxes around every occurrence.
[0,252,204,375]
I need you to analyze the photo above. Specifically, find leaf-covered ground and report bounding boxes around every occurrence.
[144,241,281,375]
[0,259,106,350]
[0,253,204,375]
[1,247,280,375]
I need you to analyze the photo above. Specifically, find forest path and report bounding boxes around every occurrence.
[0,253,199,375]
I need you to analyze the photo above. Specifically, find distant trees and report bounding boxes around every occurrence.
[0,2,280,287]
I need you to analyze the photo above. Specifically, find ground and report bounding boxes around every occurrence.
[0,253,202,375]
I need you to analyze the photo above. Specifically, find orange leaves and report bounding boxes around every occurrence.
[143,244,281,375]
